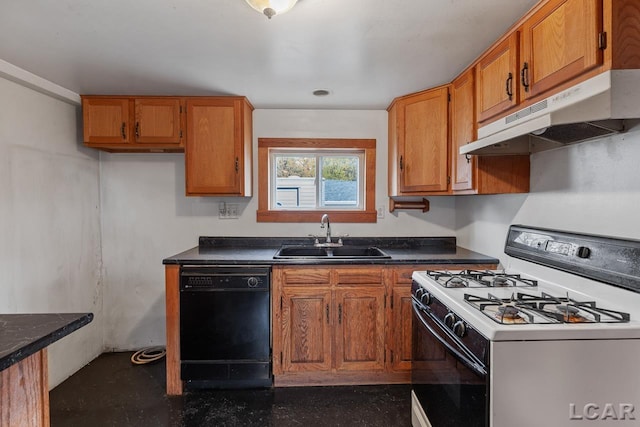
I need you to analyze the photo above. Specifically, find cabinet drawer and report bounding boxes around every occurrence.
[393,266,431,284]
[280,268,331,286]
[334,267,384,286]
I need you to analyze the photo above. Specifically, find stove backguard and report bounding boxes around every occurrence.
[505,225,640,293]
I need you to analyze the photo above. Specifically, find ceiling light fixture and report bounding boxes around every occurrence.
[245,0,298,19]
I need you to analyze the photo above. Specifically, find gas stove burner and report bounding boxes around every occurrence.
[492,276,512,287]
[498,305,520,317]
[495,305,526,323]
[446,277,467,288]
[555,305,579,315]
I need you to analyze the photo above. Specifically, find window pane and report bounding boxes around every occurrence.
[274,155,316,209]
[320,156,359,207]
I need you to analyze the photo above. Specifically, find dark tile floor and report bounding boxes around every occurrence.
[50,352,412,427]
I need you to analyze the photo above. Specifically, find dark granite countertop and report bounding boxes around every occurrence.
[0,313,93,371]
[162,237,499,266]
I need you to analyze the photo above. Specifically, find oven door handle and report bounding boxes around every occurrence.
[412,299,487,378]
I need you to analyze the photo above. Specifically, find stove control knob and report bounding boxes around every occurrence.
[247,277,259,288]
[444,312,456,328]
[420,291,432,305]
[453,320,466,338]
[577,246,591,258]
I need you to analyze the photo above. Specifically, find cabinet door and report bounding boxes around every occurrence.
[281,288,332,373]
[334,287,385,372]
[389,286,412,372]
[185,99,243,195]
[82,98,131,143]
[450,70,475,192]
[134,98,183,145]
[397,87,449,194]
[521,0,602,100]
[476,33,519,123]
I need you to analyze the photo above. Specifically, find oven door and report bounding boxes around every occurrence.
[411,297,488,427]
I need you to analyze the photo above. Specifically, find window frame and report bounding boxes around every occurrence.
[257,138,377,223]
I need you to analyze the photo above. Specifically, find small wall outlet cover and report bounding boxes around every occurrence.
[377,206,385,219]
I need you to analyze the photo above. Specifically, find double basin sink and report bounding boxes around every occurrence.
[273,245,391,259]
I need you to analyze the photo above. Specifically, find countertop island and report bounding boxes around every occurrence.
[0,313,93,427]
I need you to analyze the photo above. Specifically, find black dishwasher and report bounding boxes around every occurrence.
[179,265,271,389]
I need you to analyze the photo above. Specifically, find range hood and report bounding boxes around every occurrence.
[461,70,640,155]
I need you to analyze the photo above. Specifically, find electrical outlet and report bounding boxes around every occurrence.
[228,204,239,219]
[219,203,239,219]
[377,206,385,219]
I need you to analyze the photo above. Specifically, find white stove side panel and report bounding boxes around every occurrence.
[490,340,640,427]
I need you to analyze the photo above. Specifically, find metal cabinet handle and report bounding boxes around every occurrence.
[399,155,404,171]
[121,123,126,139]
[135,122,140,138]
[521,62,530,93]
[338,304,342,324]
[505,72,513,100]
[235,157,239,172]
[326,304,330,324]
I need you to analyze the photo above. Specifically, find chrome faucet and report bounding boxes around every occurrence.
[320,214,332,243]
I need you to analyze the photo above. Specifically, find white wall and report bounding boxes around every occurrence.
[456,124,640,277]
[100,109,456,350]
[0,76,103,388]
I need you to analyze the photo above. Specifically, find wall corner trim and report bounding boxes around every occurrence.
[0,59,81,105]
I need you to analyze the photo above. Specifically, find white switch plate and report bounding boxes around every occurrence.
[377,206,385,219]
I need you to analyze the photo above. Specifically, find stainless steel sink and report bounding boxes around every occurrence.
[273,245,391,259]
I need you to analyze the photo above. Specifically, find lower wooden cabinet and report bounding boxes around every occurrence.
[280,286,332,373]
[389,285,413,372]
[273,263,497,386]
[273,265,391,385]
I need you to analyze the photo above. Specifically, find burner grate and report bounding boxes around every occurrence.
[426,270,538,288]
[464,292,630,325]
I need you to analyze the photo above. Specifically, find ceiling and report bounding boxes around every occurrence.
[0,0,538,109]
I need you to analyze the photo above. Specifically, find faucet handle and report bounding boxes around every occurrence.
[307,234,321,245]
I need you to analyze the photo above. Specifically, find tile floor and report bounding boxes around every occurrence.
[50,352,412,427]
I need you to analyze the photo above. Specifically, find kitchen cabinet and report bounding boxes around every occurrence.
[450,70,475,192]
[451,69,530,194]
[520,0,602,101]
[387,266,420,373]
[273,265,387,385]
[185,97,253,196]
[476,33,519,123]
[474,0,640,127]
[388,85,450,197]
[81,96,184,152]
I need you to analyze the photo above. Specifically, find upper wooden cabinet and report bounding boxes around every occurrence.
[520,0,602,101]
[451,69,530,195]
[475,0,640,126]
[185,97,253,197]
[82,97,131,145]
[82,96,184,152]
[388,85,450,196]
[134,98,183,145]
[476,33,520,123]
[450,71,475,192]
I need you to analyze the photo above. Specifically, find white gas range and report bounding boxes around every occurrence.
[410,225,640,427]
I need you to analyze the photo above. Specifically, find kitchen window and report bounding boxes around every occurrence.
[257,138,377,223]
